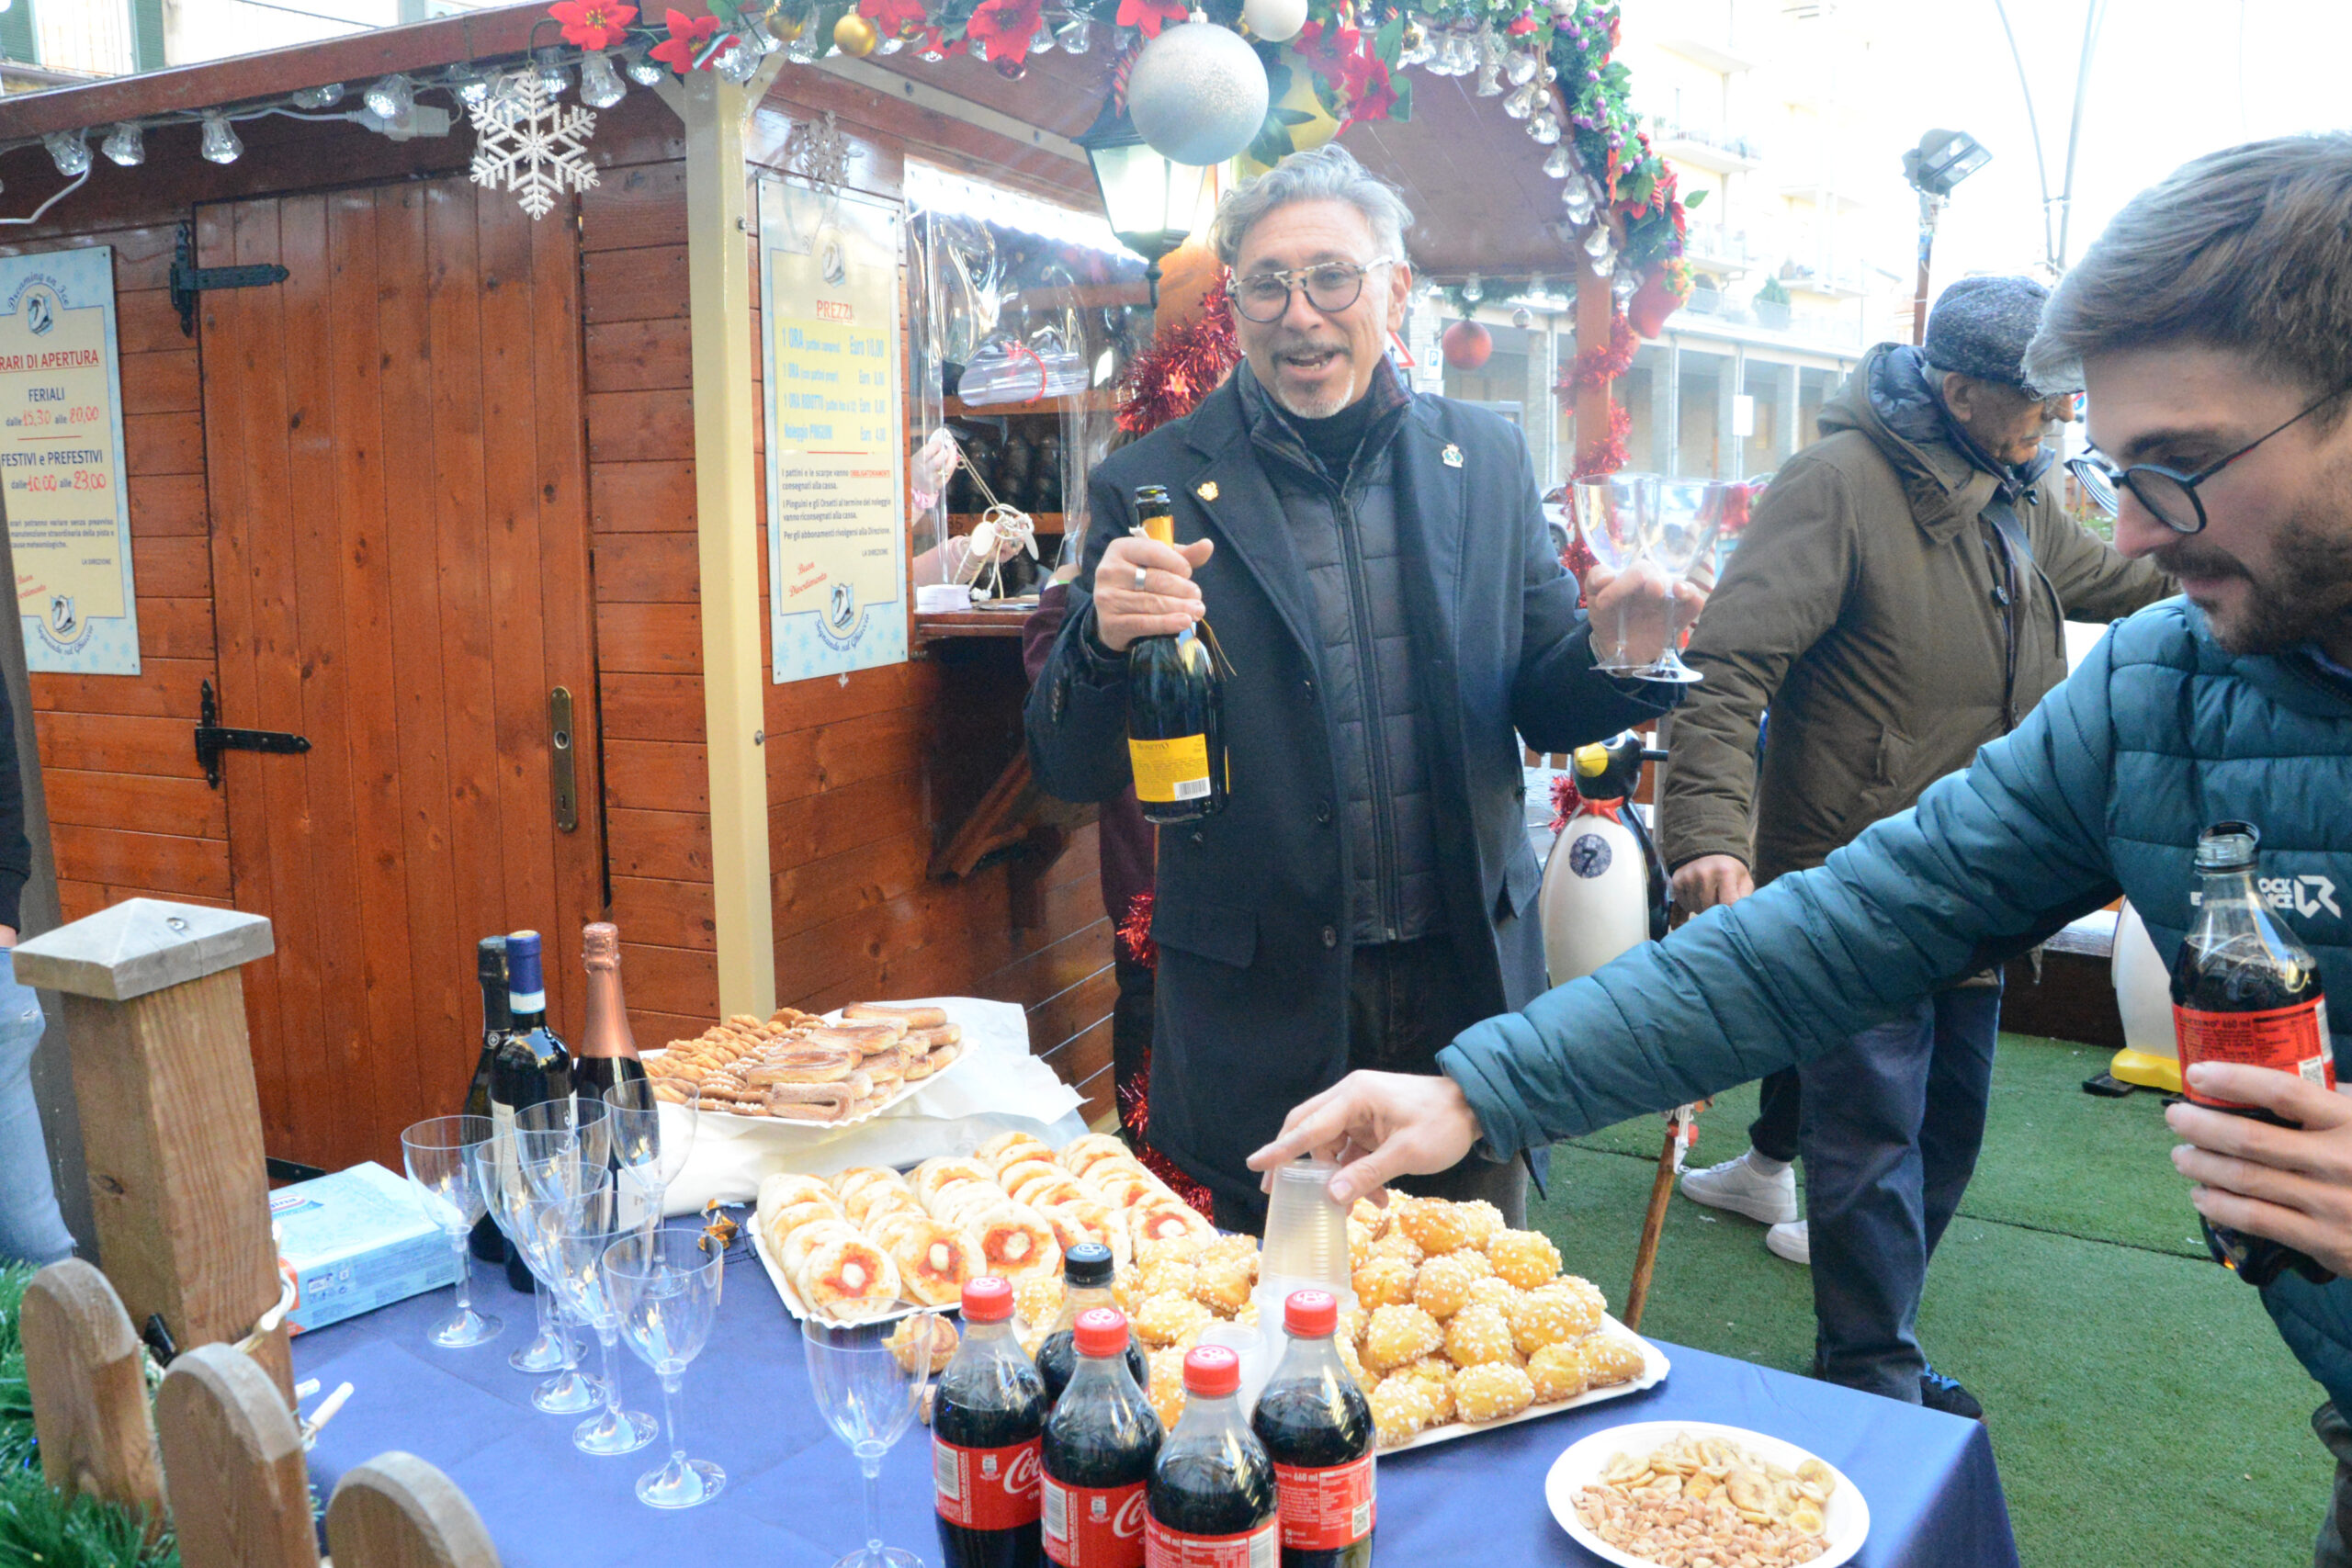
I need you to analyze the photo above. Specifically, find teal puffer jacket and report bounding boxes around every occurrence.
[1442,599,2352,1408]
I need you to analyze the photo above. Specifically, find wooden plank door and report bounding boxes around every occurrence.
[197,178,604,1172]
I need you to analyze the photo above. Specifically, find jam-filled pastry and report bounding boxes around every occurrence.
[779,1216,865,1280]
[996,1156,1065,1200]
[760,1173,842,1213]
[1086,1167,1166,1212]
[868,1212,974,1308]
[1056,1133,1133,1177]
[1128,1201,1210,1250]
[793,1234,902,1320]
[932,1179,1011,1234]
[969,1202,1061,1283]
[854,1187,926,1229]
[829,1166,902,1201]
[1034,1198,1127,1272]
[977,1131,1046,1176]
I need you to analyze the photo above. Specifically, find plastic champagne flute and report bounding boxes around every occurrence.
[475,1134,604,1416]
[1644,479,1726,683]
[399,1115,503,1348]
[803,1313,941,1566]
[605,1078,700,1234]
[1573,471,1662,672]
[604,1227,728,1509]
[547,1184,660,1457]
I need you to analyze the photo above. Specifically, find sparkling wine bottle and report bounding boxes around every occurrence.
[572,921,648,1100]
[1125,485,1226,826]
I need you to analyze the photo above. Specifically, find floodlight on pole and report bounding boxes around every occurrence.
[1902,128,1990,345]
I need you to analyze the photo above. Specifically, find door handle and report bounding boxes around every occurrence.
[549,687,579,833]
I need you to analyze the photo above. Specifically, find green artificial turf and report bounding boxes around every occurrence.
[1532,1033,2334,1568]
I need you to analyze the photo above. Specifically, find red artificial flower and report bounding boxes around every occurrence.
[649,6,721,73]
[1293,17,1361,85]
[964,0,1044,61]
[1336,51,1396,132]
[861,0,930,39]
[1116,0,1189,39]
[549,0,637,49]
[1506,9,1537,35]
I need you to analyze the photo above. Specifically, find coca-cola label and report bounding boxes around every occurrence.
[933,1436,1042,1530]
[1142,1517,1276,1568]
[2174,998,2336,1108]
[1042,1475,1147,1567]
[1272,1456,1376,1550]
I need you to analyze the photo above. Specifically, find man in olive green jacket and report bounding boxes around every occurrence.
[1660,277,2172,1413]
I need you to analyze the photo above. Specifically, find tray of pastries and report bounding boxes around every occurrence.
[752,1130,1220,1324]
[644,1001,968,1126]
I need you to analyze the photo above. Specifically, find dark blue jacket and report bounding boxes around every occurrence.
[1025,368,1669,1215]
[1442,600,2352,1411]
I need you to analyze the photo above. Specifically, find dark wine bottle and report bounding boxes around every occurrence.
[465,936,511,1264]
[1125,485,1226,826]
[490,930,572,1292]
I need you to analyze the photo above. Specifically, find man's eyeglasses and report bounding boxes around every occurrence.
[1227,257,1396,323]
[2065,382,2350,535]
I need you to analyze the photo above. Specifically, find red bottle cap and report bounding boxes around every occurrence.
[1074,1306,1129,1359]
[963,1276,1014,1322]
[1283,1289,1338,1337]
[1183,1344,1240,1397]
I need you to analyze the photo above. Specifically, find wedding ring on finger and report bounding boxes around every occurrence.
[1133,566,1149,592]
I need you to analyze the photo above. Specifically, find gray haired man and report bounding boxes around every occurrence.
[1025,143,1692,1228]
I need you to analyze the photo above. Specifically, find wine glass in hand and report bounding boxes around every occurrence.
[604,1228,729,1509]
[400,1115,502,1348]
[1573,472,1662,672]
[548,1186,660,1457]
[1642,479,1725,683]
[605,1079,699,1234]
[803,1314,942,1568]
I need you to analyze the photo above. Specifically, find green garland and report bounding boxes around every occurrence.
[0,1264,180,1568]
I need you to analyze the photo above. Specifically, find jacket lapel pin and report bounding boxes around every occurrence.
[1196,480,1219,502]
[1441,443,1464,468]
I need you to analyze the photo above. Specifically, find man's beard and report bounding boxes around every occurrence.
[2154,495,2352,656]
[1255,336,1358,421]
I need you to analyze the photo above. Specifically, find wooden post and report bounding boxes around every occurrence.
[18,1259,164,1529]
[153,1343,320,1568]
[12,898,290,1399]
[326,1453,503,1568]
[1621,1122,1678,1335]
[1571,247,1616,478]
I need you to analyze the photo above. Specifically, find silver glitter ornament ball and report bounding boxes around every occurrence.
[1127,18,1270,166]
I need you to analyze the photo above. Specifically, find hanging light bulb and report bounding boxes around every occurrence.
[624,48,668,85]
[1544,143,1573,178]
[578,48,627,107]
[1562,178,1596,223]
[42,131,91,178]
[1503,82,1539,119]
[535,48,571,96]
[100,122,144,167]
[290,81,345,109]
[364,74,414,122]
[1506,50,1538,85]
[1463,273,1484,303]
[200,112,243,165]
[1530,111,1561,145]
[455,73,492,109]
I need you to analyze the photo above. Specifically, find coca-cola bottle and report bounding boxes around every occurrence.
[1145,1346,1277,1568]
[1251,1291,1375,1568]
[1038,1243,1150,1407]
[2171,820,2338,1288]
[1043,1307,1163,1568]
[936,1277,1048,1568]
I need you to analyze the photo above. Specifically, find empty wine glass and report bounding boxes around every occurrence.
[475,1134,604,1416]
[546,1184,659,1457]
[803,1314,942,1568]
[1644,479,1727,683]
[399,1115,502,1348]
[604,1228,728,1509]
[1573,471,1661,673]
[515,1094,614,1203]
[605,1079,699,1235]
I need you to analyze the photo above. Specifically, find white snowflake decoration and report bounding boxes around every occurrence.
[469,70,600,220]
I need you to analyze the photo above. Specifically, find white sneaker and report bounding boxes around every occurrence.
[1678,1149,1799,1225]
[1765,1221,1811,1266]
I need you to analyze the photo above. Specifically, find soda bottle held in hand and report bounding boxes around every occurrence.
[936,1277,1047,1568]
[1043,1308,1163,1567]
[1251,1292,1374,1568]
[2172,820,2338,1287]
[1038,1243,1150,1408]
[1146,1345,1277,1568]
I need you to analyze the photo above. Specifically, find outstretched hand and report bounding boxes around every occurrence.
[2167,1061,2352,1277]
[1246,1070,1485,1208]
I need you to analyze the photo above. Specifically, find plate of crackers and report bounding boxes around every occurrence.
[1544,1422,1867,1568]
[644,1000,969,1126]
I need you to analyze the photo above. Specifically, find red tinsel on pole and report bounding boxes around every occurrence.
[1573,401,1633,481]
[1116,889,1157,968]
[1557,310,1637,398]
[1116,286,1240,436]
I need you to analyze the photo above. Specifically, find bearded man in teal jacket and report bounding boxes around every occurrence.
[1250,132,2352,1559]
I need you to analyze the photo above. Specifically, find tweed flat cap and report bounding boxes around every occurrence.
[1925,276,2066,395]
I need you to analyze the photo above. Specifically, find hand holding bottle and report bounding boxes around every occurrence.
[1091,533,1215,654]
[2167,1061,2352,1278]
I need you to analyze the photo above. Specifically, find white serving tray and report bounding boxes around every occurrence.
[1380,1317,1668,1454]
[1544,1418,1868,1568]
[750,1216,948,1326]
[647,1008,972,1133]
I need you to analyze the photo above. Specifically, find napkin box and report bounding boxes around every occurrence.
[270,1160,462,1333]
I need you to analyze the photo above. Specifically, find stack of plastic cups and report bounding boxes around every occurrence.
[1220,1157,1360,1410]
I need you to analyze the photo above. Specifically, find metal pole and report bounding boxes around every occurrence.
[1911,191,1942,346]
[1991,0,2059,271]
[2056,0,2110,269]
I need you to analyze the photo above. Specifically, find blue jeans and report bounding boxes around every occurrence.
[0,950,75,1267]
[1796,982,2002,1403]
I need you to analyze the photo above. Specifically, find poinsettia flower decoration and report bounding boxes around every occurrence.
[548,0,637,50]
[964,0,1045,61]
[1116,0,1190,39]
[860,0,931,40]
[649,6,722,73]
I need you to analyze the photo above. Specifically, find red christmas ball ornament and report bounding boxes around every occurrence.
[1442,319,1493,370]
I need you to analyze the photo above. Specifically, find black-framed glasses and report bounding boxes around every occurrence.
[1227,257,1396,323]
[2066,382,2351,535]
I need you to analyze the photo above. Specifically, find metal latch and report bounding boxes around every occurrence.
[194,680,310,788]
[172,221,289,338]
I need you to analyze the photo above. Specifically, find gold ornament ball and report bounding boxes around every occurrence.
[774,11,804,39]
[833,12,880,55]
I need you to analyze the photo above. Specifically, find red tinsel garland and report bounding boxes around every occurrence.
[1115,287,1240,436]
[1573,401,1633,480]
[1557,310,1637,399]
[1547,773,1622,832]
[1117,889,1157,968]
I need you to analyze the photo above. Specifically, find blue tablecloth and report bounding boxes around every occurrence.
[294,1250,2017,1566]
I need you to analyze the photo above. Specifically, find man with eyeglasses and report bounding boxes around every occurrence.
[1026,143,1690,1229]
[1250,132,2352,1550]
[1657,276,2170,1419]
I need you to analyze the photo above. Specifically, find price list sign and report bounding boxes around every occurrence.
[760,179,908,683]
[0,249,137,673]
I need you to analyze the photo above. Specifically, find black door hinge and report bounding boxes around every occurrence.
[195,679,309,788]
[172,221,288,337]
